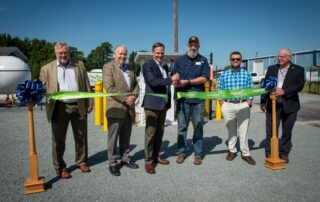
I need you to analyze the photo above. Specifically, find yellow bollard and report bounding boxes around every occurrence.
[95,81,103,125]
[215,80,222,121]
[215,100,222,121]
[103,87,108,131]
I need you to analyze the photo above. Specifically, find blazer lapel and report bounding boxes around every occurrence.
[282,63,294,88]
[71,60,80,90]
[113,61,129,91]
[50,60,58,92]
[152,59,164,78]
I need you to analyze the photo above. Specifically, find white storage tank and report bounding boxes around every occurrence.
[0,56,31,94]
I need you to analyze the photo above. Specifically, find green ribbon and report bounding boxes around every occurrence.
[177,88,268,100]
[46,91,168,102]
[46,88,268,102]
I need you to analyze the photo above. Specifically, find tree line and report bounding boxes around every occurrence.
[0,33,140,79]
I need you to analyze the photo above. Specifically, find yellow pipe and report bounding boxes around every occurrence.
[215,80,222,121]
[94,81,103,125]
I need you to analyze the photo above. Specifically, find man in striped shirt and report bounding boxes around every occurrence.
[218,51,256,165]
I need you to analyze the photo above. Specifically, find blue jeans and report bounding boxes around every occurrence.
[176,101,204,157]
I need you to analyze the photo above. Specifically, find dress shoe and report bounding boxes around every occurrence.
[226,151,237,161]
[121,161,139,169]
[241,155,256,165]
[155,157,170,165]
[109,166,120,176]
[145,164,155,174]
[280,155,289,163]
[193,156,202,165]
[78,165,91,173]
[58,170,72,179]
[176,156,185,164]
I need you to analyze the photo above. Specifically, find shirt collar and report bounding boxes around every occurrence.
[230,66,241,73]
[57,60,71,68]
[153,59,163,67]
[115,61,127,72]
[279,63,290,70]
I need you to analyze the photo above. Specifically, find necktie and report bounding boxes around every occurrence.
[120,64,127,72]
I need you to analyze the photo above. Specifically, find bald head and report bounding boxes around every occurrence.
[113,45,127,65]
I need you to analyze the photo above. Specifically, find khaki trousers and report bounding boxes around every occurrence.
[107,112,132,166]
[221,102,251,156]
[51,101,88,173]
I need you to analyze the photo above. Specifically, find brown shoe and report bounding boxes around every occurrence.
[58,170,72,179]
[280,155,289,163]
[145,164,155,174]
[241,155,256,165]
[78,165,91,173]
[156,157,170,165]
[176,156,185,164]
[226,151,237,161]
[193,157,202,165]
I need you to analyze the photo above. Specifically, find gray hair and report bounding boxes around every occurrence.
[279,48,292,57]
[54,42,70,52]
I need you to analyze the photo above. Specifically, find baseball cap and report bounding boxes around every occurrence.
[188,35,199,45]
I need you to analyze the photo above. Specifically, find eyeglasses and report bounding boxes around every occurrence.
[231,58,241,61]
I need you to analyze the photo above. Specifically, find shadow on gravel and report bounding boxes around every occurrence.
[45,165,78,190]
[45,176,60,190]
[132,136,224,161]
[87,150,108,167]
[131,137,266,162]
[87,145,138,166]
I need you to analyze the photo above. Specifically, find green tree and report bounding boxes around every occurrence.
[86,42,113,71]
[70,46,86,63]
[128,51,143,77]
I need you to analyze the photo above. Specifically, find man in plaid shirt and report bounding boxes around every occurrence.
[218,51,256,165]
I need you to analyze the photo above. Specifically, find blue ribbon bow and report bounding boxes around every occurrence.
[16,79,46,105]
[262,76,278,91]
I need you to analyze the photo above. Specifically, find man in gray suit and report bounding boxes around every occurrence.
[40,42,93,179]
[103,45,139,176]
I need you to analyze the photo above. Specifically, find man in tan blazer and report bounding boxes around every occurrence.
[103,45,139,176]
[40,42,93,179]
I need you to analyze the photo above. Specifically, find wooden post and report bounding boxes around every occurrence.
[24,103,45,194]
[264,93,286,170]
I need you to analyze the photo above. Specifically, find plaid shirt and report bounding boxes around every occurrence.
[218,68,253,100]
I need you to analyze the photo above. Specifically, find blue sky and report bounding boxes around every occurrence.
[0,0,319,67]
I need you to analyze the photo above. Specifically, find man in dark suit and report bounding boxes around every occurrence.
[260,48,305,163]
[103,45,139,176]
[40,42,93,179]
[142,42,179,174]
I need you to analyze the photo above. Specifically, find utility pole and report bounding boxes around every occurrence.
[174,0,178,52]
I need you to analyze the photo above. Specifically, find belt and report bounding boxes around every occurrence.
[225,99,247,103]
[57,101,78,105]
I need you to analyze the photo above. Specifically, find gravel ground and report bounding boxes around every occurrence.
[0,93,319,202]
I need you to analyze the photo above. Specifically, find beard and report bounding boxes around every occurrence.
[187,50,198,59]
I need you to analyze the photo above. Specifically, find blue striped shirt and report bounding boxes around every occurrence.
[218,68,253,100]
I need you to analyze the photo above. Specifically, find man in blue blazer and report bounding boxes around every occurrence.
[260,48,305,163]
[142,42,179,174]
